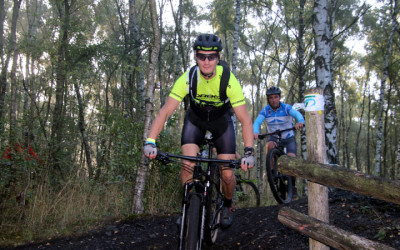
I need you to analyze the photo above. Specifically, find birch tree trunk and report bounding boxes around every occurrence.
[367,91,372,174]
[356,70,369,171]
[374,0,399,176]
[298,0,307,160]
[313,0,338,165]
[132,0,160,214]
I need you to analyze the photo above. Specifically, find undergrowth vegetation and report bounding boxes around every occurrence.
[0,160,183,247]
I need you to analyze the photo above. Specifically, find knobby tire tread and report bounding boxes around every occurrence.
[266,148,293,204]
[204,163,221,246]
[184,194,201,250]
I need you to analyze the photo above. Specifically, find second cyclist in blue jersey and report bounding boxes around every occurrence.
[143,34,255,228]
[253,86,304,196]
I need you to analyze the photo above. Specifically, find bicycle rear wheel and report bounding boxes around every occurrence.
[266,148,293,204]
[204,163,223,246]
[234,180,261,208]
[184,194,201,250]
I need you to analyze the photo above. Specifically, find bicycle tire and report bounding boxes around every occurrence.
[266,147,293,204]
[184,194,201,250]
[234,180,261,208]
[204,163,223,246]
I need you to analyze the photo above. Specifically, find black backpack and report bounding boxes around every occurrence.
[186,60,232,121]
[188,60,231,103]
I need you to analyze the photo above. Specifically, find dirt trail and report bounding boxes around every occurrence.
[5,190,400,250]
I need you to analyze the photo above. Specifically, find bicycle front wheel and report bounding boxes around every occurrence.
[266,148,293,204]
[184,194,201,250]
[234,180,260,208]
[204,163,223,246]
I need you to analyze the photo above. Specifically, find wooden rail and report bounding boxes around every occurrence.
[276,87,398,249]
[277,156,400,205]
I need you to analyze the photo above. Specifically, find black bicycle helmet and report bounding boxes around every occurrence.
[192,34,223,52]
[266,86,281,96]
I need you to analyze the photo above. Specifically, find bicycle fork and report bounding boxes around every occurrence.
[179,181,208,250]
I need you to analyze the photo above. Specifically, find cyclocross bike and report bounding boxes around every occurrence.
[258,127,298,204]
[156,142,241,249]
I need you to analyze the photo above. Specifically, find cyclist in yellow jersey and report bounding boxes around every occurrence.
[144,34,254,228]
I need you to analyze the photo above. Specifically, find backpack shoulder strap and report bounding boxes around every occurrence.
[219,64,231,102]
[188,66,197,99]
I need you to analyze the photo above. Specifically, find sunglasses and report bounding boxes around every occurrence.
[196,53,219,61]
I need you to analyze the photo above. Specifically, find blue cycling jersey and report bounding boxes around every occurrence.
[253,102,305,139]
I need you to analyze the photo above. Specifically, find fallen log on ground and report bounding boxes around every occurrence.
[278,207,395,250]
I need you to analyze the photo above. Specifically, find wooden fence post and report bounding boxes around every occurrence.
[305,87,329,250]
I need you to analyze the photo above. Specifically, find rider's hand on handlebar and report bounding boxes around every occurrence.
[241,147,255,172]
[143,138,157,159]
[295,122,304,130]
[253,133,259,140]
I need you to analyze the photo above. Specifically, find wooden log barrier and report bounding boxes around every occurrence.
[277,155,400,206]
[278,207,396,250]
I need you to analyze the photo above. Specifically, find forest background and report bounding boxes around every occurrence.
[0,0,399,246]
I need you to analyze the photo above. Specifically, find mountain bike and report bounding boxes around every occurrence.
[199,133,260,209]
[258,127,298,204]
[234,173,260,208]
[156,144,241,249]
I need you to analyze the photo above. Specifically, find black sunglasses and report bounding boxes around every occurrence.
[196,53,219,61]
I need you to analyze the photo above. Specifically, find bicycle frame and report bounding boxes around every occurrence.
[258,126,297,149]
[156,151,240,249]
[258,127,298,204]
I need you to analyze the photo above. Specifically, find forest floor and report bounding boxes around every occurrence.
[2,189,400,250]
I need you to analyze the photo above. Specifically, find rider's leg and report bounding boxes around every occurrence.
[266,141,276,154]
[180,143,200,186]
[285,138,298,196]
[217,153,236,200]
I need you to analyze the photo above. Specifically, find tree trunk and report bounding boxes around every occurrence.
[73,81,93,179]
[397,140,400,180]
[356,71,369,171]
[367,91,372,174]
[313,0,338,165]
[50,0,71,181]
[374,0,399,176]
[128,0,145,114]
[339,72,345,166]
[0,0,22,136]
[382,80,393,178]
[231,0,241,75]
[298,0,307,160]
[8,0,22,144]
[132,0,160,214]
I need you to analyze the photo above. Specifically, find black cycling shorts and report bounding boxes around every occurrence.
[268,136,297,155]
[181,108,236,154]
